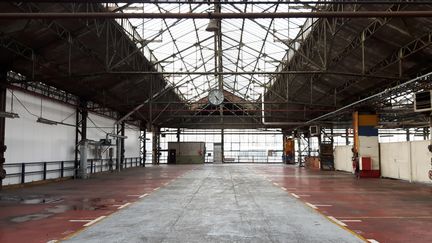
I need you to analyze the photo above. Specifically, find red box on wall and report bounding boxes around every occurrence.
[359,156,380,178]
[361,157,372,170]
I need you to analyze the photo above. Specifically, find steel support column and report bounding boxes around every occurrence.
[176,128,180,142]
[152,126,159,165]
[116,119,125,171]
[157,128,161,165]
[345,128,350,145]
[221,128,224,163]
[424,127,429,140]
[0,69,7,189]
[140,125,146,167]
[75,98,87,178]
[120,121,125,168]
[298,132,303,167]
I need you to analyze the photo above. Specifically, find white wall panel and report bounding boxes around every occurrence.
[3,89,141,186]
[86,113,115,160]
[4,89,76,185]
[124,127,140,158]
[87,113,140,159]
[334,146,353,173]
[5,89,76,163]
[87,113,114,142]
[410,140,432,183]
[358,136,380,170]
[380,142,411,181]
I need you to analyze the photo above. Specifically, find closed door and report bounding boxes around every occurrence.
[214,143,222,163]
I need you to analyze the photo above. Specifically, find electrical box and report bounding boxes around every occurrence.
[414,90,432,112]
[309,126,319,136]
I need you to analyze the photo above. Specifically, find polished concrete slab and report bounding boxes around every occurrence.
[258,164,432,243]
[0,165,196,243]
[65,165,362,243]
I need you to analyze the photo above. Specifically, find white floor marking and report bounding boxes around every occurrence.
[291,193,300,198]
[328,216,347,226]
[69,219,92,222]
[84,216,106,227]
[341,219,362,222]
[139,193,149,198]
[153,187,160,191]
[305,202,318,209]
[118,203,131,209]
[281,187,287,191]
[164,182,169,186]
[273,182,279,186]
[367,239,380,243]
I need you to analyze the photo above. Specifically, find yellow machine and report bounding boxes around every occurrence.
[283,137,295,164]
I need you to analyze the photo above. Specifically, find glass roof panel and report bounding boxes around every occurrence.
[122,1,311,102]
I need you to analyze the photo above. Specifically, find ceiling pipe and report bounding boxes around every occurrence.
[1,11,432,19]
[302,71,432,127]
[109,71,403,80]
[10,1,432,5]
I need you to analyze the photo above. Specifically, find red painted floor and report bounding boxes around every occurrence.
[0,165,197,243]
[255,165,432,243]
[1,164,431,243]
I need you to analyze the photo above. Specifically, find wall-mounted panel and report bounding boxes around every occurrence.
[380,142,411,181]
[334,146,353,173]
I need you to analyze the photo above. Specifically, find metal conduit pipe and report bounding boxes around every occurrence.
[108,71,403,80]
[11,1,432,5]
[1,11,432,19]
[303,71,432,126]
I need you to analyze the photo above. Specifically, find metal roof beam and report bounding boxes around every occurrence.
[4,11,432,19]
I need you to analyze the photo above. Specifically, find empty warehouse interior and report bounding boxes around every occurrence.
[1,0,432,242]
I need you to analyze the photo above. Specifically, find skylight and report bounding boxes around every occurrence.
[118,1,311,102]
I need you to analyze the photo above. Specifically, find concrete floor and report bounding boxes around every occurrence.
[0,165,196,243]
[65,165,362,243]
[1,164,432,242]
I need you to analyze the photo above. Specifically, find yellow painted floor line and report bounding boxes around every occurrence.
[117,203,131,209]
[83,216,106,227]
[327,216,347,227]
[305,202,318,209]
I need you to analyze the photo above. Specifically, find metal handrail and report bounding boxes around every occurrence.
[3,157,142,185]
